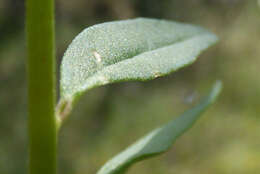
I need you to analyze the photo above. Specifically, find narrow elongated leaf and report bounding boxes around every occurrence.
[60,18,218,103]
[97,81,222,174]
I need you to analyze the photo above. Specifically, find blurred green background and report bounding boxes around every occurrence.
[1,0,260,173]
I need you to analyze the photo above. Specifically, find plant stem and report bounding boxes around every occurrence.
[26,0,56,174]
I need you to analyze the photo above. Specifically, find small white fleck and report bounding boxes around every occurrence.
[93,51,102,63]
[154,71,161,78]
[98,75,109,84]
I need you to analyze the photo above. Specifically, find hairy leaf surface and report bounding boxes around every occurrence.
[60,18,218,103]
[97,81,222,174]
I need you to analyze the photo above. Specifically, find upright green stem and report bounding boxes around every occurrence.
[26,0,56,174]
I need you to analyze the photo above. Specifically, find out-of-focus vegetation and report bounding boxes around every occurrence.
[0,0,260,174]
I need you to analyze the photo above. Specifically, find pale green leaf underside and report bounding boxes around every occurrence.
[97,81,222,174]
[60,18,218,102]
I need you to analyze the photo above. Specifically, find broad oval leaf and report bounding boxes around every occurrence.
[97,81,222,174]
[60,18,218,103]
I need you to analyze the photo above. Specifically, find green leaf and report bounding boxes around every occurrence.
[60,18,218,103]
[97,81,222,174]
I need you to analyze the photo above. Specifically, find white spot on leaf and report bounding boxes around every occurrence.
[154,71,161,78]
[98,75,109,84]
[93,51,102,63]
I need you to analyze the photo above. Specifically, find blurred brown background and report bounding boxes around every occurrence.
[0,0,260,173]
